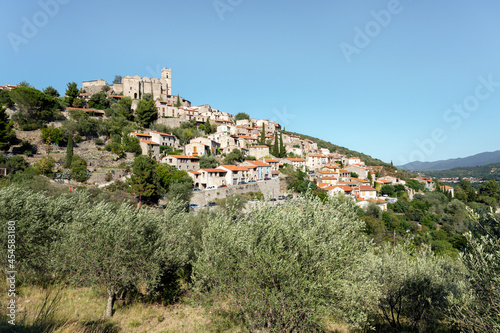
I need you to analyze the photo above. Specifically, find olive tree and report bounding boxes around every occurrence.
[193,194,379,331]
[367,242,465,331]
[59,202,163,317]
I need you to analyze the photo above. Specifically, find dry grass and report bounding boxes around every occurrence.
[2,282,352,332]
[1,283,215,333]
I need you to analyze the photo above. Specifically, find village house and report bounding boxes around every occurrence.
[189,168,228,189]
[306,154,328,170]
[264,158,280,172]
[345,164,370,180]
[139,140,160,160]
[247,145,270,160]
[414,176,436,190]
[342,156,363,166]
[440,185,455,197]
[354,185,377,200]
[217,165,251,185]
[282,157,306,170]
[324,184,353,196]
[241,160,272,180]
[162,155,200,171]
[150,131,178,148]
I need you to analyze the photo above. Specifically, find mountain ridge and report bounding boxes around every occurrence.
[397,150,500,171]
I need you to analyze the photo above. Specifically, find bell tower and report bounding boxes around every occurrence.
[161,67,172,96]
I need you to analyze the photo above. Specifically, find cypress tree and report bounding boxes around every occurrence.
[272,132,279,157]
[64,134,73,168]
[279,131,286,157]
[0,106,15,151]
[260,123,266,145]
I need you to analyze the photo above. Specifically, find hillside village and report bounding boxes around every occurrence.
[1,68,427,210]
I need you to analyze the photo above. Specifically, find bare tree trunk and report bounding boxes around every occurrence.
[106,290,116,317]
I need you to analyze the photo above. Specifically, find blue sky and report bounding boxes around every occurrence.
[1,0,500,164]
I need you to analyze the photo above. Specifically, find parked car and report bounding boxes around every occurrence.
[269,198,277,202]
[206,185,217,190]
[218,185,227,188]
[208,202,217,207]
[248,180,257,183]
[189,204,199,210]
[238,181,247,185]
[193,188,201,192]
[264,177,271,181]
[278,195,285,200]
[308,171,314,174]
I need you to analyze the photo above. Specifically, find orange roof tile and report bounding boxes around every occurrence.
[246,160,271,167]
[168,155,199,160]
[131,132,152,137]
[140,140,159,145]
[220,165,250,171]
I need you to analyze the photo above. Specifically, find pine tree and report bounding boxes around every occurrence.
[64,134,73,168]
[260,124,266,145]
[279,131,286,157]
[272,132,279,157]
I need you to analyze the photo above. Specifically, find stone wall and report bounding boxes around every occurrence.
[190,177,281,206]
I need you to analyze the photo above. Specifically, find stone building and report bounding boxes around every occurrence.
[119,67,172,100]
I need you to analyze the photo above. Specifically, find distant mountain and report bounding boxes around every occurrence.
[424,162,500,183]
[397,150,500,171]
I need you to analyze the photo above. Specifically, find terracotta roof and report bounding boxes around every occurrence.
[220,165,250,171]
[265,159,279,163]
[189,171,201,174]
[321,176,337,180]
[140,140,159,145]
[307,154,325,157]
[359,185,376,191]
[168,155,199,160]
[246,160,271,167]
[285,158,305,162]
[201,169,227,173]
[250,145,269,148]
[131,132,152,137]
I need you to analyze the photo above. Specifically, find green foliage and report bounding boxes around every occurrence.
[118,96,133,120]
[104,142,125,158]
[367,242,464,332]
[0,89,14,108]
[135,99,157,128]
[453,228,500,332]
[234,112,250,121]
[350,171,359,178]
[479,180,499,201]
[35,156,56,176]
[380,184,395,196]
[199,155,219,169]
[260,124,266,145]
[113,75,122,84]
[223,148,244,165]
[129,155,161,203]
[10,86,59,129]
[0,106,15,150]
[64,134,73,168]
[194,195,378,331]
[70,155,90,183]
[65,82,79,107]
[272,131,279,157]
[43,86,59,97]
[203,118,215,134]
[122,134,142,156]
[66,109,99,137]
[174,95,181,107]
[40,126,65,146]
[87,91,110,109]
[279,131,286,158]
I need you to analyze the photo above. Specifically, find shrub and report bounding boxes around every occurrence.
[367,242,464,332]
[193,194,378,331]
